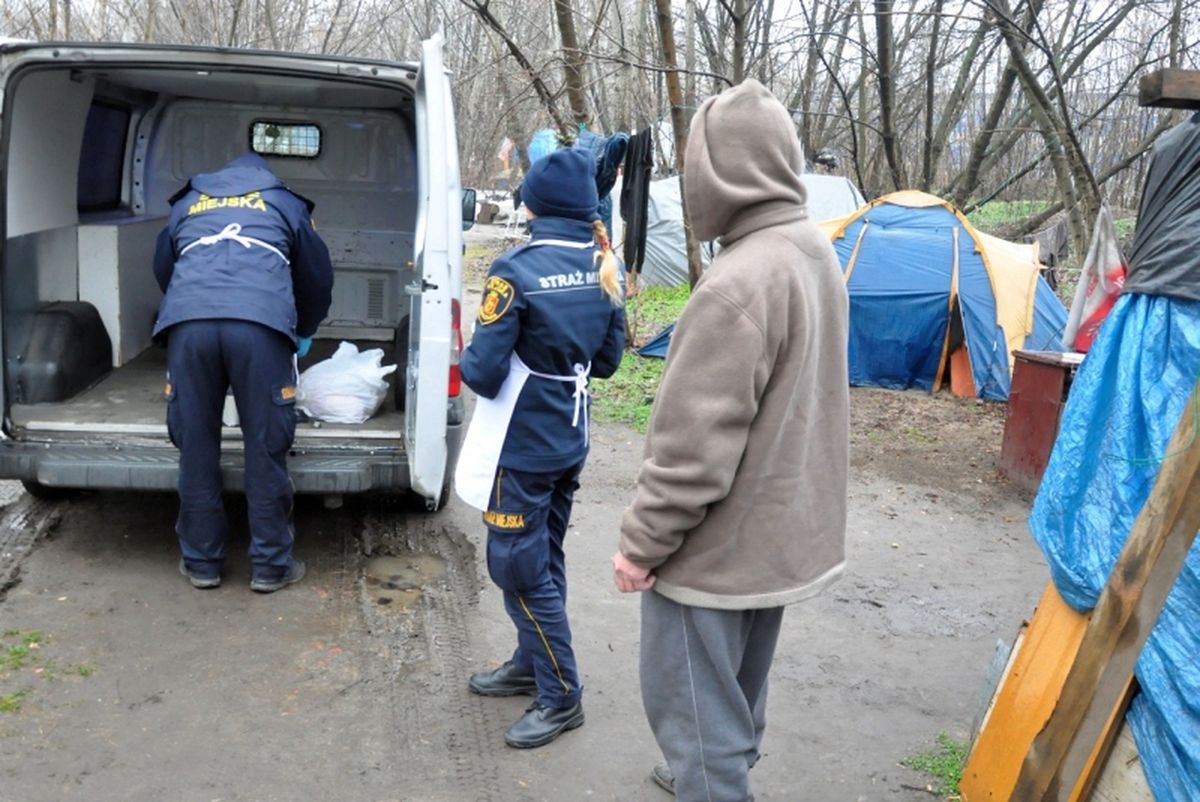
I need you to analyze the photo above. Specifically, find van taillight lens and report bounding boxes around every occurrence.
[449,299,463,398]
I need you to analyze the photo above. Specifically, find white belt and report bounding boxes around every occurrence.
[526,361,592,443]
[180,222,290,265]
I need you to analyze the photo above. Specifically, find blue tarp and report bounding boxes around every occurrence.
[637,324,673,358]
[1030,293,1200,801]
[832,201,1067,401]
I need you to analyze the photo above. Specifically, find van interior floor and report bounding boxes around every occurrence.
[8,340,405,441]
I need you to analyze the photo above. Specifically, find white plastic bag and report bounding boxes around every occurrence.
[297,342,397,424]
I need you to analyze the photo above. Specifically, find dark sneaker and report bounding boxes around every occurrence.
[469,661,538,697]
[249,558,306,593]
[651,761,676,795]
[179,558,220,589]
[503,701,584,749]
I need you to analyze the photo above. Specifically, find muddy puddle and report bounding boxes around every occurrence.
[363,552,446,611]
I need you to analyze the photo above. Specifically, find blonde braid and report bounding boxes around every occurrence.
[593,219,624,306]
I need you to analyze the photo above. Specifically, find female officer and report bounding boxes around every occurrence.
[456,147,625,749]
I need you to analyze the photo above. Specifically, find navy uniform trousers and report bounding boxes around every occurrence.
[166,319,298,583]
[485,462,584,710]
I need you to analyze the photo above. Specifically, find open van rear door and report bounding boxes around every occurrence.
[407,35,458,506]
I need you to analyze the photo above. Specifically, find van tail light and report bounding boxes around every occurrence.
[449,299,463,398]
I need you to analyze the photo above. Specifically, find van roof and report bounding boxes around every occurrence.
[0,39,420,76]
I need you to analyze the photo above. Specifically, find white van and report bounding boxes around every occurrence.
[0,36,472,509]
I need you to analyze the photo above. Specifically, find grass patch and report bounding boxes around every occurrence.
[0,631,42,673]
[901,733,969,797]
[628,284,690,331]
[590,284,688,432]
[0,689,31,714]
[591,352,665,432]
[965,199,1052,235]
[0,629,96,685]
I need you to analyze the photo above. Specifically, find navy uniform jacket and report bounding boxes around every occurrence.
[462,216,626,473]
[152,154,334,344]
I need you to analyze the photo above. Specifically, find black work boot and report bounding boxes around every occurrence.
[249,558,306,593]
[468,661,538,697]
[179,558,221,589]
[503,701,585,749]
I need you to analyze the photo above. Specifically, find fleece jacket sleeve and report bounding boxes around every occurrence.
[618,285,769,568]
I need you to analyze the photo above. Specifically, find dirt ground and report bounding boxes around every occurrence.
[0,226,1051,802]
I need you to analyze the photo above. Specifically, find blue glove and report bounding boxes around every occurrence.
[297,336,313,358]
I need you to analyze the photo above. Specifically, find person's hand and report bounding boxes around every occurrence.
[613,551,655,593]
[297,336,313,358]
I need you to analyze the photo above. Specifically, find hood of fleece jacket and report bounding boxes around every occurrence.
[683,79,808,242]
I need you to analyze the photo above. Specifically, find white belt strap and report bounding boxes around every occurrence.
[180,222,290,265]
[526,361,592,444]
[528,239,595,250]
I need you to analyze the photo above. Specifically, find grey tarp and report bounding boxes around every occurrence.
[633,173,865,288]
[1123,111,1200,299]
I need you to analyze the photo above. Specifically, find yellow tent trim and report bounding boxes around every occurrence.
[932,226,961,393]
[840,222,871,285]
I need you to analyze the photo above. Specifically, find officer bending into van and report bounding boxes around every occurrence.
[153,153,334,593]
[457,148,625,748]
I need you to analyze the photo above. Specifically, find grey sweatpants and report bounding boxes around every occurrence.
[639,589,784,802]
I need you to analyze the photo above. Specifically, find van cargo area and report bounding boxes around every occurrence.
[0,44,464,500]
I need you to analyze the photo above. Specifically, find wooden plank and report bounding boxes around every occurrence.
[1071,676,1137,801]
[1012,383,1200,800]
[960,582,1089,800]
[1139,68,1200,109]
[1091,723,1153,802]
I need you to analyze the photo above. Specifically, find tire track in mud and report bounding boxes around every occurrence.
[359,503,507,802]
[0,487,63,603]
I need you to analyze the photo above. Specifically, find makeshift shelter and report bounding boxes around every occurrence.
[818,191,1067,401]
[636,177,712,288]
[633,173,866,289]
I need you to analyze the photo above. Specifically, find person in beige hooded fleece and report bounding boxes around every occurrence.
[612,80,848,800]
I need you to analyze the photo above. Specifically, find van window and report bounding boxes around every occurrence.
[250,122,321,158]
[77,102,130,212]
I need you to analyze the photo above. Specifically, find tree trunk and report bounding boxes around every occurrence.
[685,0,696,110]
[462,0,569,136]
[874,0,904,190]
[554,0,590,128]
[653,0,703,288]
[731,0,747,84]
[921,0,945,191]
[990,0,1092,261]
[948,0,1036,208]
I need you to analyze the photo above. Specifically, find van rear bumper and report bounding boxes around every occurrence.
[0,420,464,497]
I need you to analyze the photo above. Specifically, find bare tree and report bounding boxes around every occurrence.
[654,0,703,287]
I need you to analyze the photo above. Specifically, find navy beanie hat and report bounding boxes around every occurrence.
[520,147,600,222]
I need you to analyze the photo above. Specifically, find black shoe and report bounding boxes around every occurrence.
[503,701,584,749]
[179,558,220,589]
[650,761,676,795]
[469,661,538,697]
[249,558,306,593]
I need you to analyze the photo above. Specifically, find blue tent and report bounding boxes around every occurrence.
[819,191,1067,401]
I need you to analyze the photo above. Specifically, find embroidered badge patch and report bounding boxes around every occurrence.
[478,276,516,325]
